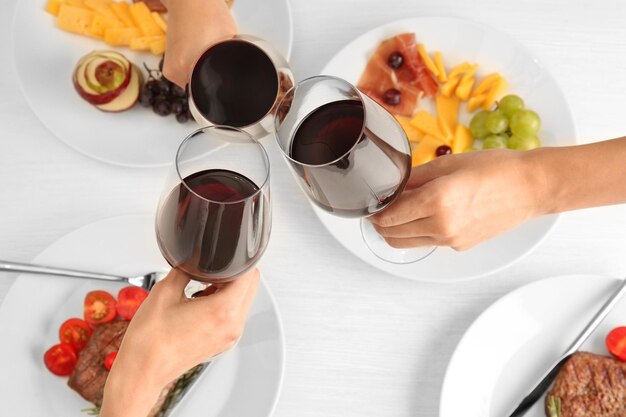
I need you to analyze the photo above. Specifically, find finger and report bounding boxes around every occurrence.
[162,58,186,88]
[369,186,433,228]
[374,217,438,239]
[152,268,191,298]
[199,268,256,309]
[384,236,437,249]
[162,68,186,89]
[238,269,260,321]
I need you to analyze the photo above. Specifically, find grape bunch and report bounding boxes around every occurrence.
[139,58,193,124]
[469,94,541,150]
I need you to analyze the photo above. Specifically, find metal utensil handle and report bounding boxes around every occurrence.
[0,260,128,283]
[565,276,626,355]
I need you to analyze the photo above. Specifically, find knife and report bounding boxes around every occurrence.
[507,276,626,417]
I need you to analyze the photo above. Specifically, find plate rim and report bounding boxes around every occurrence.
[438,273,620,417]
[314,15,577,282]
[0,213,286,417]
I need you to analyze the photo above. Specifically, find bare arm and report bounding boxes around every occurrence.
[537,137,626,213]
[371,137,626,250]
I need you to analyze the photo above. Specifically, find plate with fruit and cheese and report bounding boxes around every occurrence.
[314,16,576,282]
[11,0,293,167]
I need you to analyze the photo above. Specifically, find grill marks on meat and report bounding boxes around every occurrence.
[546,352,626,417]
[68,320,129,407]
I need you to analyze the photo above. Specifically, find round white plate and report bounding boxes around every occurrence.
[440,274,622,417]
[0,214,285,417]
[316,16,576,282]
[12,0,293,168]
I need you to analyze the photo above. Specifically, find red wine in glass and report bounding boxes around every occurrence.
[188,35,294,139]
[285,98,411,218]
[157,169,262,279]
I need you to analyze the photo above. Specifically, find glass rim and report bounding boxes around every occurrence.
[273,75,368,168]
[175,125,270,205]
[188,34,281,129]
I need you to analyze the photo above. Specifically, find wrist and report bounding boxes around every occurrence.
[519,147,556,217]
[100,358,166,417]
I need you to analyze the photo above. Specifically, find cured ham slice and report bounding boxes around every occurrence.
[357,33,438,117]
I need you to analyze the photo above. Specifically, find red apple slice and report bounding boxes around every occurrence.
[85,56,129,93]
[73,52,131,105]
[93,51,131,73]
[96,65,142,112]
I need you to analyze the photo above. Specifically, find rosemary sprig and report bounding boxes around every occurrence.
[547,395,561,417]
[156,364,207,417]
[81,406,101,416]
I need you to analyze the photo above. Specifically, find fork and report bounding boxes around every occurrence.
[0,260,166,290]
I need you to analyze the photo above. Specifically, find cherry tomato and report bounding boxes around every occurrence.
[104,351,118,371]
[606,326,626,361]
[44,343,77,376]
[84,290,117,325]
[59,318,93,352]
[116,286,148,320]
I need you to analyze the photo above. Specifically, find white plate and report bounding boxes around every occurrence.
[316,16,576,282]
[0,214,285,417]
[440,274,623,417]
[11,0,293,168]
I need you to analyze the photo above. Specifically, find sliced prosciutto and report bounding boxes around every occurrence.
[357,33,438,117]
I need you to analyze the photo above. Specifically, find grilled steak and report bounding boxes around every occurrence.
[546,351,626,417]
[68,320,129,406]
[68,320,175,417]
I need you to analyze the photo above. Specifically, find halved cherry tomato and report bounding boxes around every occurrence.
[59,318,93,352]
[104,351,118,371]
[44,343,77,376]
[606,326,626,361]
[84,290,117,325]
[116,286,148,320]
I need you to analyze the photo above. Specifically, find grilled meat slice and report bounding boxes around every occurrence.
[546,351,626,417]
[68,320,129,406]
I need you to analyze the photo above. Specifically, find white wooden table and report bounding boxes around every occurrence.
[2,1,626,416]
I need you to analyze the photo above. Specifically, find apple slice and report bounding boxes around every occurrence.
[73,51,131,105]
[85,56,129,93]
[96,65,142,112]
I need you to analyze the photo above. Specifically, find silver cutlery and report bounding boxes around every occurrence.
[0,260,165,290]
[508,276,626,417]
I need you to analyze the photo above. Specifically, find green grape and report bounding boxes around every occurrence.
[485,110,509,134]
[508,135,541,150]
[469,111,490,139]
[510,109,541,138]
[499,95,525,117]
[483,134,508,149]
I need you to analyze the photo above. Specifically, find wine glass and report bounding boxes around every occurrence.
[274,76,435,264]
[156,126,271,283]
[188,34,294,140]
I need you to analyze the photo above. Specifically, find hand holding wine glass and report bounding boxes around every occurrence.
[100,268,260,417]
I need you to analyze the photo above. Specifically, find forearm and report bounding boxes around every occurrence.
[532,137,626,214]
[100,359,165,417]
[161,0,231,28]
[161,0,224,11]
